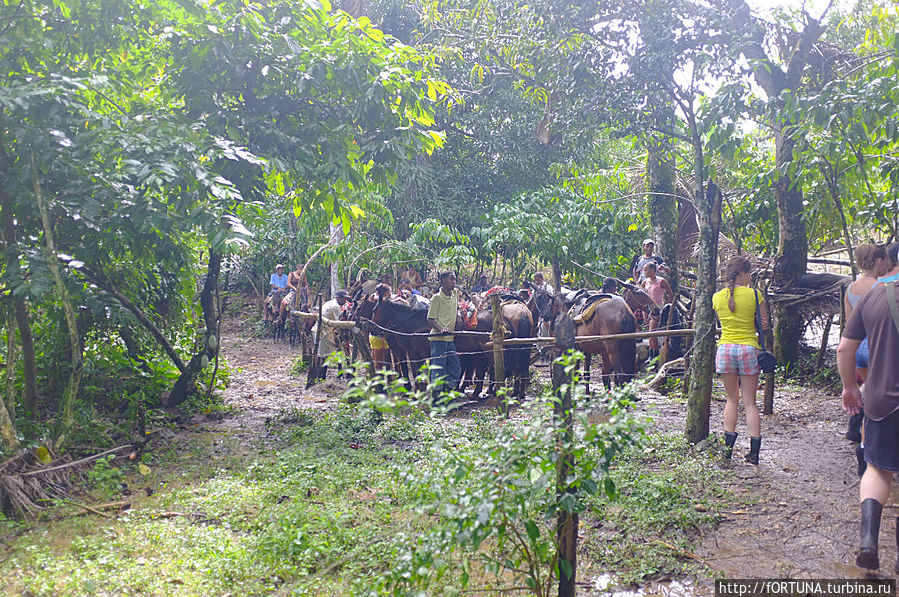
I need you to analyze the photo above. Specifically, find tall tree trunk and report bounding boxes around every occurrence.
[647,142,679,294]
[32,155,83,449]
[685,135,722,444]
[0,193,38,414]
[5,303,15,419]
[328,222,343,298]
[1,303,18,452]
[552,254,563,292]
[726,0,824,372]
[164,250,222,407]
[771,122,807,371]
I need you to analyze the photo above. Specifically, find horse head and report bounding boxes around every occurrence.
[622,286,659,315]
[530,286,564,329]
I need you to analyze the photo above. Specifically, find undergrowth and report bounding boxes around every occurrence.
[1,400,734,595]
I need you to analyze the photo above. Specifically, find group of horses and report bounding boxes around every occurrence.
[343,279,685,399]
[264,289,310,346]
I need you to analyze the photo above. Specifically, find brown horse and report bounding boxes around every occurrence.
[531,287,639,391]
[456,296,534,401]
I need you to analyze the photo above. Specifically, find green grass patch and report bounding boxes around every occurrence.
[580,431,735,586]
[1,406,737,595]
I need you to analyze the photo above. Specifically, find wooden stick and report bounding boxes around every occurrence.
[643,358,686,390]
[490,295,506,417]
[19,444,134,477]
[61,499,113,518]
[807,257,852,267]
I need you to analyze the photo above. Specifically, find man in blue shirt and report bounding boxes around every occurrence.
[266,264,289,322]
[270,264,288,293]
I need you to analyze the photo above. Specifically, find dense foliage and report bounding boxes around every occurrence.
[1,0,898,457]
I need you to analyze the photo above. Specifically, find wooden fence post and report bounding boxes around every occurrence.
[306,293,324,389]
[490,295,505,416]
[552,314,577,597]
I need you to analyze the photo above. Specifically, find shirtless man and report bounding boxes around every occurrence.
[281,263,308,318]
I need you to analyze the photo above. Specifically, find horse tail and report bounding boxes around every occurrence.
[617,306,637,377]
[509,311,533,377]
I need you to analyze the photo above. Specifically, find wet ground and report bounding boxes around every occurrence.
[219,296,888,593]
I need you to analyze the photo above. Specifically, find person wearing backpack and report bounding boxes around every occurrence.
[839,277,899,572]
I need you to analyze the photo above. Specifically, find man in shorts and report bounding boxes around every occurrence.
[266,264,289,322]
[838,279,899,572]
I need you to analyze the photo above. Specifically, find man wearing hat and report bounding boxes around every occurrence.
[266,264,290,322]
[632,239,670,283]
[313,289,351,380]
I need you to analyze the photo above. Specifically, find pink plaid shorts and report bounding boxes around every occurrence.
[715,344,760,375]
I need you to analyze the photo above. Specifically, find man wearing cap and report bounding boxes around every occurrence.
[265,264,289,322]
[313,289,351,380]
[633,239,670,283]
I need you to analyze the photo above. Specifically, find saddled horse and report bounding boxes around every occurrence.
[531,286,645,391]
[459,294,534,400]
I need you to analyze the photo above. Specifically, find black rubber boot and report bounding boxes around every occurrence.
[317,366,328,380]
[894,517,899,575]
[724,431,738,459]
[847,412,863,443]
[857,446,867,478]
[857,498,883,570]
[744,436,761,465]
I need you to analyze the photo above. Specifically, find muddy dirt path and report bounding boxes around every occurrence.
[219,298,877,585]
[639,385,877,582]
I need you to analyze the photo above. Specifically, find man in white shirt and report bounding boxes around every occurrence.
[313,289,350,379]
[265,264,289,322]
[532,272,554,296]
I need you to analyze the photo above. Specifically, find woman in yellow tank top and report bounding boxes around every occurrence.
[712,256,768,465]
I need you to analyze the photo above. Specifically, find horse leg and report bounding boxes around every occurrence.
[600,346,613,390]
[473,357,487,399]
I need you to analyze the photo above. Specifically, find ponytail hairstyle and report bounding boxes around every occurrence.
[724,256,753,313]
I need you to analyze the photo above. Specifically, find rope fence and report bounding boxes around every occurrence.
[290,309,699,345]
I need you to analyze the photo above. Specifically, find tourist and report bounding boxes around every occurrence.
[641,262,674,359]
[712,256,767,465]
[838,273,899,572]
[265,264,289,322]
[843,244,889,474]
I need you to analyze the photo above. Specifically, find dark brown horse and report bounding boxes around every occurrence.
[456,296,534,400]
[531,287,639,391]
[367,292,431,384]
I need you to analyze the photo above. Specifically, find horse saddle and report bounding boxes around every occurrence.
[564,288,589,303]
[568,293,614,324]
